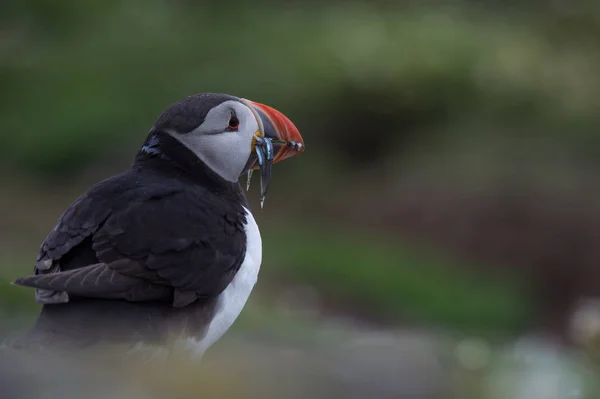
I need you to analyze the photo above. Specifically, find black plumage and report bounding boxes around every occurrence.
[13,98,252,348]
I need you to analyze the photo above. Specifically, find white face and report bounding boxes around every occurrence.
[167,100,259,182]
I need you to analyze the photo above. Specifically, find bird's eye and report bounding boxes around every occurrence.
[228,115,240,130]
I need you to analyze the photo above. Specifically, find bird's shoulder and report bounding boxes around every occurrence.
[89,171,249,304]
[37,167,247,266]
[28,165,250,307]
[36,170,130,265]
[93,174,249,265]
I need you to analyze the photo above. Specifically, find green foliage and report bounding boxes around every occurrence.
[264,223,534,336]
[0,272,40,319]
[2,1,600,176]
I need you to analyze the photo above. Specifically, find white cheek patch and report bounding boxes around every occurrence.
[167,102,258,182]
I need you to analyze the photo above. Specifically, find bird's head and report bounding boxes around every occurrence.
[140,93,304,207]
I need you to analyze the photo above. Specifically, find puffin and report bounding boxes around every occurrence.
[12,93,304,355]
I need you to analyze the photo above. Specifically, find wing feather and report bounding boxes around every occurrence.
[15,261,172,302]
[17,169,248,308]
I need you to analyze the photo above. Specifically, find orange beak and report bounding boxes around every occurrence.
[244,100,305,169]
[240,99,304,208]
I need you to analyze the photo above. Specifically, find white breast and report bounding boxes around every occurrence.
[185,206,262,357]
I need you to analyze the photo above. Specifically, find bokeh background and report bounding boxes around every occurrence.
[2,0,600,397]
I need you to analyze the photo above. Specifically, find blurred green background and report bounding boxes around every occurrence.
[2,0,600,397]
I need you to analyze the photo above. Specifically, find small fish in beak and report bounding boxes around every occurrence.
[253,134,274,208]
[242,99,304,208]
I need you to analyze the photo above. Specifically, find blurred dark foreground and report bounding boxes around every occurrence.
[1,313,599,399]
[0,335,448,399]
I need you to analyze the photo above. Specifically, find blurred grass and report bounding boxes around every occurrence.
[0,253,40,320]
[264,223,534,336]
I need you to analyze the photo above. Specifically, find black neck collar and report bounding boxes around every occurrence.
[133,130,248,205]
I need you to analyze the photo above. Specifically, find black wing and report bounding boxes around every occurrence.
[28,173,134,304]
[15,170,248,308]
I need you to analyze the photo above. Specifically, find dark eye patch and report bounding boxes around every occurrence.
[226,114,240,131]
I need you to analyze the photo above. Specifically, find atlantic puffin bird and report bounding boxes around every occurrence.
[12,93,304,354]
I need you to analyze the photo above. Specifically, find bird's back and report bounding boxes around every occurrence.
[13,164,244,350]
